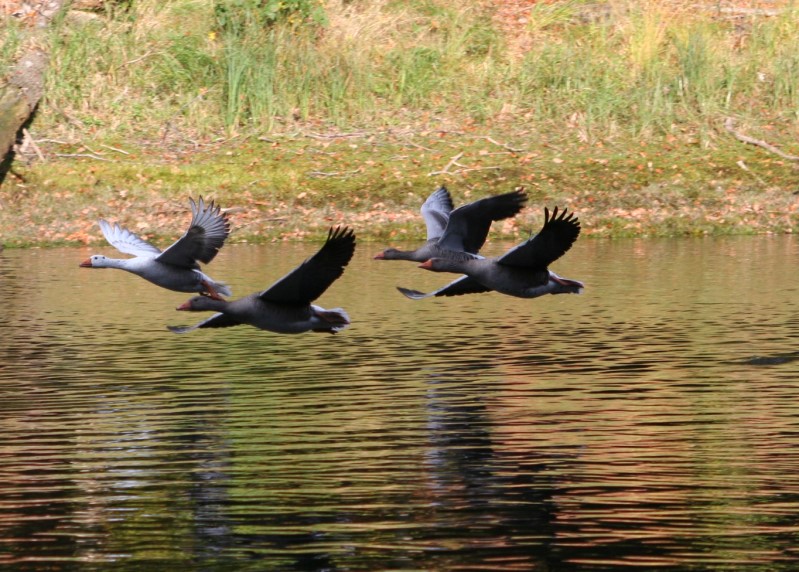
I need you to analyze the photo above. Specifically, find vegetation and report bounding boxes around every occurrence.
[1,0,797,246]
[0,18,23,78]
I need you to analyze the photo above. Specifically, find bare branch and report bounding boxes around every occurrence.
[305,132,369,140]
[400,137,433,151]
[736,160,768,186]
[428,152,464,176]
[307,169,361,178]
[456,165,503,173]
[21,128,45,162]
[98,144,131,156]
[54,153,114,162]
[478,136,526,153]
[724,117,799,162]
[114,50,159,71]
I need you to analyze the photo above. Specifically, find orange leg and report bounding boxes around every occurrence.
[202,281,226,301]
[551,275,571,286]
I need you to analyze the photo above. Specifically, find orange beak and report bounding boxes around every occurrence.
[79,258,93,267]
[176,301,192,311]
[418,260,433,269]
[373,252,385,260]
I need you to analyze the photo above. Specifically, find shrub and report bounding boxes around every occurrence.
[214,0,327,34]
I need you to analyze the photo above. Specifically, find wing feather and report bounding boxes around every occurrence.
[498,206,581,269]
[397,275,492,299]
[157,197,231,268]
[437,189,527,254]
[167,312,241,333]
[259,226,356,305]
[98,219,162,258]
[420,186,454,240]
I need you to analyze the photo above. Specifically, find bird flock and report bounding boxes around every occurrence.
[80,188,584,335]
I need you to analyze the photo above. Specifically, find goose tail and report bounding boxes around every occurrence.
[312,306,351,333]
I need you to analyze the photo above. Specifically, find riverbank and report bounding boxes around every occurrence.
[1,124,796,248]
[1,0,798,246]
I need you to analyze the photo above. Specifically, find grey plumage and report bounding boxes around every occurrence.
[375,186,528,263]
[404,206,584,300]
[80,196,232,298]
[169,226,356,335]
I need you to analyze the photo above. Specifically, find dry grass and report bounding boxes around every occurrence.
[1,0,798,245]
[27,0,799,141]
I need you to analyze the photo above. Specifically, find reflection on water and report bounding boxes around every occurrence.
[0,236,798,570]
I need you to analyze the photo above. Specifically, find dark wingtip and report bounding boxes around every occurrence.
[196,194,229,219]
[396,286,428,300]
[328,225,356,243]
[543,206,580,228]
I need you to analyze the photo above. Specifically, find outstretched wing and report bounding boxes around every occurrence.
[167,312,241,333]
[420,186,454,240]
[98,219,162,258]
[498,206,581,269]
[397,275,492,299]
[259,226,356,305]
[437,189,527,254]
[157,197,231,268]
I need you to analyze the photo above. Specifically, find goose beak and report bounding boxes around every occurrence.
[176,301,191,311]
[373,252,385,260]
[79,258,93,268]
[418,260,433,270]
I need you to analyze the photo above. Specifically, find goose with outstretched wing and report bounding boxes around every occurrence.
[401,206,584,299]
[375,186,527,263]
[80,197,232,299]
[169,226,356,335]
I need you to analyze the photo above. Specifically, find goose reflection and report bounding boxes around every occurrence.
[421,372,561,569]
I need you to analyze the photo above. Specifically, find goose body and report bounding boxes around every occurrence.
[402,206,584,299]
[80,197,231,298]
[83,255,226,295]
[375,186,527,262]
[169,226,356,335]
[170,297,349,334]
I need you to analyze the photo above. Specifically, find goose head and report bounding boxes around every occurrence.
[176,295,227,312]
[80,255,110,268]
[374,248,405,260]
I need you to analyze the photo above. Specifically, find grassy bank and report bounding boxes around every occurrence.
[1,0,798,246]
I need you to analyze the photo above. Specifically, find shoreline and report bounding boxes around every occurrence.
[1,129,797,248]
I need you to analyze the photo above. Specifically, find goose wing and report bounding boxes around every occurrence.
[397,275,492,299]
[168,312,241,333]
[437,189,527,254]
[498,206,580,269]
[259,226,356,305]
[157,197,231,268]
[98,219,162,258]
[420,186,454,240]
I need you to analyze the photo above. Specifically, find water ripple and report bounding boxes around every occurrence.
[0,238,798,569]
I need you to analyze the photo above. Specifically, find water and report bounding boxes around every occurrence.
[0,235,797,570]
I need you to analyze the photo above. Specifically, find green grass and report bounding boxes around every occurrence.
[1,0,798,246]
[0,19,24,78]
[35,1,799,139]
[2,127,795,247]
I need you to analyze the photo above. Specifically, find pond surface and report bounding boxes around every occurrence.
[0,235,797,570]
